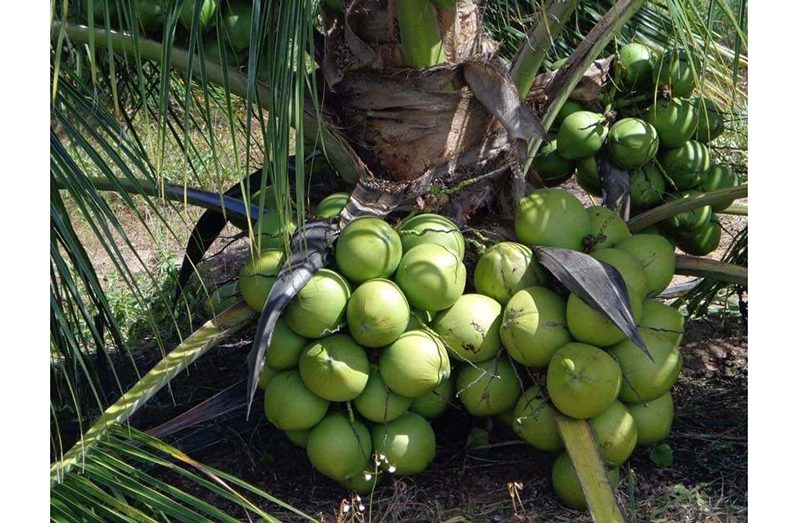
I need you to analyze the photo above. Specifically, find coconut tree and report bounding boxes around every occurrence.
[50,0,747,520]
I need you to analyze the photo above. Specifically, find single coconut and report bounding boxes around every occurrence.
[700,165,740,211]
[220,0,253,50]
[630,162,667,211]
[410,378,454,419]
[653,49,696,96]
[677,215,721,256]
[660,140,710,191]
[512,386,563,451]
[557,111,609,160]
[585,206,631,251]
[135,0,166,33]
[265,318,309,370]
[626,392,674,445]
[615,234,677,297]
[662,190,712,235]
[371,412,436,475]
[473,242,547,305]
[335,217,402,283]
[315,192,350,218]
[284,268,351,338]
[263,370,329,431]
[614,43,654,90]
[592,245,652,295]
[284,429,309,449]
[515,188,591,251]
[609,330,682,403]
[553,99,586,128]
[397,214,465,261]
[299,334,370,402]
[590,401,638,466]
[575,156,603,196]
[379,330,451,398]
[546,343,622,419]
[253,211,297,252]
[394,244,466,311]
[353,367,413,423]
[205,281,241,316]
[432,294,503,363]
[347,279,409,348]
[501,286,572,367]
[340,470,382,495]
[637,300,685,346]
[607,118,659,170]
[693,98,725,143]
[257,364,278,390]
[179,0,218,29]
[552,453,620,511]
[566,289,644,347]
[239,249,284,311]
[456,356,522,417]
[306,412,372,482]
[645,97,698,148]
[532,138,574,186]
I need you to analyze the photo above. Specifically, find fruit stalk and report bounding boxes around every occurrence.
[674,255,747,286]
[396,0,446,68]
[627,185,747,232]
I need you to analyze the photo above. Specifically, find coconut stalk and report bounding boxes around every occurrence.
[52,21,366,183]
[51,302,256,484]
[627,185,748,232]
[510,0,579,98]
[396,0,447,68]
[718,202,748,216]
[675,255,747,286]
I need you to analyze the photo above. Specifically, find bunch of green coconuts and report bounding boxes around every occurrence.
[536,42,740,258]
[204,184,684,510]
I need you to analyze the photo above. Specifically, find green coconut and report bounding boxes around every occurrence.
[263,370,329,431]
[607,118,659,170]
[554,99,587,128]
[379,330,451,398]
[501,286,572,367]
[552,453,620,511]
[515,188,591,251]
[254,211,297,253]
[410,378,453,419]
[654,49,696,97]
[284,269,351,338]
[662,190,712,235]
[372,412,436,475]
[546,343,622,419]
[566,289,644,347]
[615,234,677,297]
[432,294,503,363]
[347,279,409,348]
[340,470,382,495]
[677,215,721,256]
[473,242,546,305]
[645,97,698,148]
[590,401,638,466]
[205,281,241,316]
[626,392,674,445]
[307,412,372,482]
[614,43,655,90]
[299,334,370,402]
[284,429,309,449]
[135,0,166,33]
[315,192,350,218]
[335,217,402,283]
[397,214,465,261]
[630,162,667,211]
[557,111,609,160]
[637,300,685,346]
[575,156,603,196]
[265,318,309,370]
[239,249,284,311]
[257,364,277,390]
[180,0,219,30]
[693,98,725,143]
[660,140,710,191]
[585,206,631,251]
[700,165,740,211]
[608,330,682,403]
[395,244,466,312]
[353,367,413,423]
[456,356,522,417]
[220,0,253,50]
[593,247,649,298]
[512,386,563,451]
[532,138,574,186]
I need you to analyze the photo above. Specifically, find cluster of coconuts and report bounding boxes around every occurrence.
[508,187,684,510]
[537,43,740,258]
